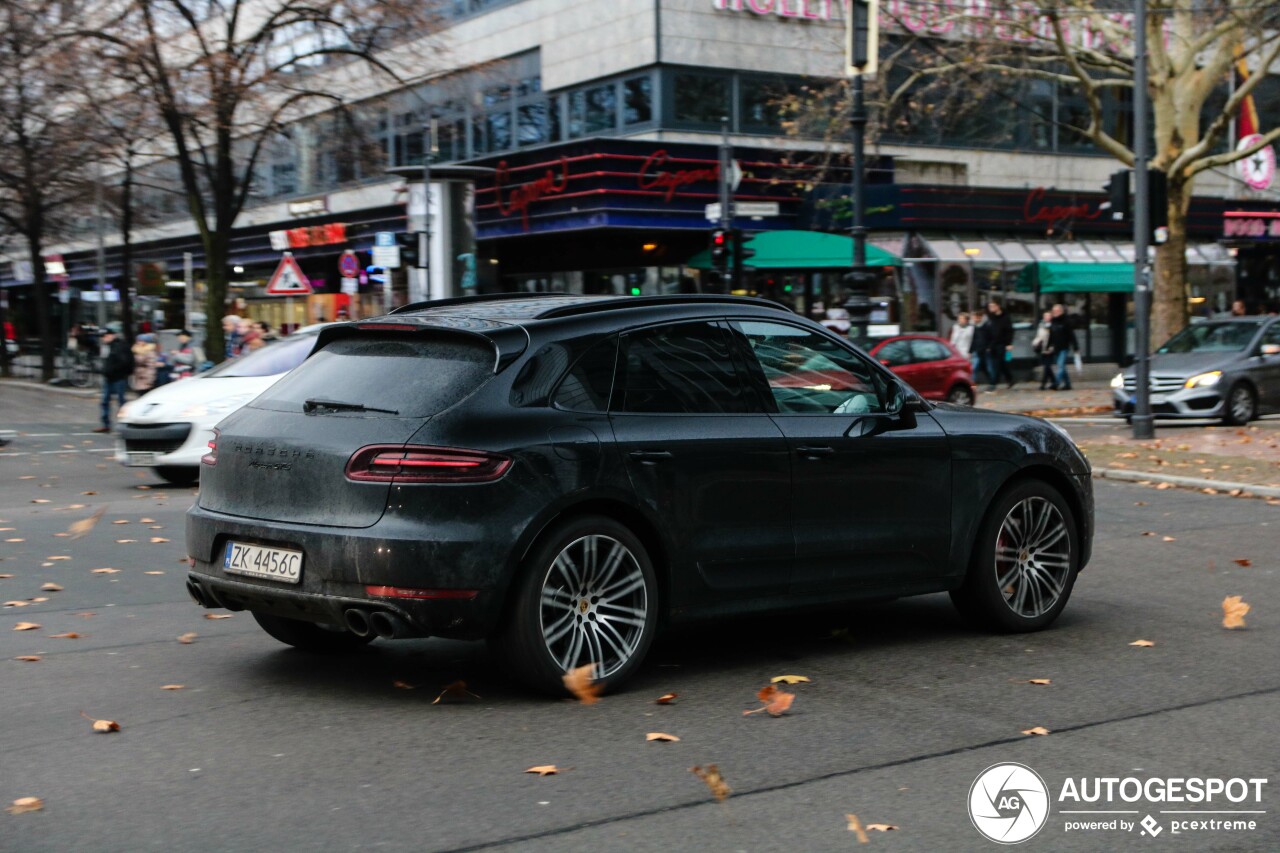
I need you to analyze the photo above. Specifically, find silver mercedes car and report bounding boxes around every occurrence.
[1113,317,1280,424]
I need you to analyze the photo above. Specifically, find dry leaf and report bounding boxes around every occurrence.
[81,712,120,733]
[5,600,30,607]
[177,632,197,644]
[1026,679,1052,685]
[1129,639,1155,647]
[1156,482,1173,490]
[160,684,185,690]
[1141,531,1156,537]
[204,613,233,620]
[6,797,43,814]
[91,568,121,574]
[655,692,678,705]
[525,765,559,776]
[31,499,49,504]
[150,537,170,543]
[66,507,107,539]
[140,518,155,523]
[14,655,42,662]
[0,573,13,578]
[1022,726,1051,736]
[392,680,416,690]
[867,823,899,832]
[47,556,71,561]
[770,674,811,684]
[1162,536,1176,542]
[1232,559,1252,567]
[562,663,603,705]
[112,520,129,525]
[73,612,95,619]
[691,764,731,802]
[432,680,480,704]
[115,539,137,544]
[49,632,81,639]
[143,571,165,575]
[744,684,795,717]
[1222,596,1250,630]
[4,538,24,543]
[646,732,681,742]
[13,622,40,631]
[40,583,64,592]
[846,814,869,843]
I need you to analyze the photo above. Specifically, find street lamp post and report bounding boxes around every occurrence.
[1131,0,1154,440]
[417,116,437,303]
[843,0,878,346]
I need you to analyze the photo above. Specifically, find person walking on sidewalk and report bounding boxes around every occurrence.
[950,312,974,360]
[1048,303,1079,391]
[94,325,134,433]
[1032,310,1056,390]
[970,309,991,385]
[985,300,1015,391]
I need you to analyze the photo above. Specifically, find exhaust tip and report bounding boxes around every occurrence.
[186,581,207,607]
[344,608,373,637]
[368,610,406,640]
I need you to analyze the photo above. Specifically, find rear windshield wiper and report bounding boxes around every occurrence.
[303,398,400,415]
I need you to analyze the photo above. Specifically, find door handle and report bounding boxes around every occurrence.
[796,445,835,458]
[629,450,673,463]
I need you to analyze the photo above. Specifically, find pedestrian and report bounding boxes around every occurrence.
[1031,310,1056,390]
[1231,299,1248,317]
[221,314,243,358]
[253,320,278,343]
[970,309,991,384]
[131,333,158,394]
[949,311,974,359]
[94,324,133,433]
[168,329,198,379]
[1048,303,1079,391]
[985,301,1015,391]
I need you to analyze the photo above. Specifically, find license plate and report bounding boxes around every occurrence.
[1151,394,1166,405]
[126,451,157,466]
[223,541,303,584]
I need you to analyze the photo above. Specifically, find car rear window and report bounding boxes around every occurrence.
[250,334,494,418]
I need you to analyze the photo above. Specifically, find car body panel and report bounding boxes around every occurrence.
[870,334,974,401]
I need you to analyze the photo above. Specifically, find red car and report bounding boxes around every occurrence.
[869,335,975,405]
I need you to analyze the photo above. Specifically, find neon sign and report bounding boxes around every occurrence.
[495,157,570,230]
[637,150,721,203]
[1022,187,1102,226]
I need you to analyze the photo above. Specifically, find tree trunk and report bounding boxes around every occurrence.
[204,233,228,363]
[119,157,135,341]
[1150,178,1191,351]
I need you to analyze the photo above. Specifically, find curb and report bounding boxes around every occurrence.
[0,379,98,399]
[1093,467,1280,499]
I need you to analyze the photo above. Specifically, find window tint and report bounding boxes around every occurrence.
[875,340,912,367]
[552,339,618,412]
[733,321,885,415]
[202,334,317,378]
[618,322,748,414]
[910,339,952,363]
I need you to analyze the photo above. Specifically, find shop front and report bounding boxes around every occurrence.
[1222,209,1280,314]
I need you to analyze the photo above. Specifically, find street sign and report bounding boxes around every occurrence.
[374,231,396,248]
[704,201,779,221]
[338,250,359,278]
[340,277,358,295]
[265,253,313,295]
[372,245,401,269]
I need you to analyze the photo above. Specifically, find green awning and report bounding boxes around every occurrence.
[685,230,901,270]
[1016,262,1135,293]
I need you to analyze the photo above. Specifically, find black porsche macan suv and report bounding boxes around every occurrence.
[186,294,1094,694]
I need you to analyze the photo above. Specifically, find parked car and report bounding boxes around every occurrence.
[114,328,327,485]
[185,295,1093,695]
[870,334,976,405]
[1112,317,1280,424]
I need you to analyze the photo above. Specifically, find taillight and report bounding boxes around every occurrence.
[365,585,478,600]
[345,445,511,483]
[201,429,219,466]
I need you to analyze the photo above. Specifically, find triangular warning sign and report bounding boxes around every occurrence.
[266,253,313,295]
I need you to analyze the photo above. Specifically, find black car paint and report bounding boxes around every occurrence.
[187,297,1093,641]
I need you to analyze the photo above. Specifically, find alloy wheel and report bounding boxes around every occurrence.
[993,496,1071,619]
[539,534,649,678]
[1229,385,1255,424]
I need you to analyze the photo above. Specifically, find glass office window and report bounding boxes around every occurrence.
[624,76,652,125]
[672,73,729,125]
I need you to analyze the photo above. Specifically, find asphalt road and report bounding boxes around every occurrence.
[2,383,1278,852]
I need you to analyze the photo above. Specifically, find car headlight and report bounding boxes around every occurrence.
[178,395,253,419]
[1110,372,1125,389]
[1184,371,1222,389]
[117,402,135,420]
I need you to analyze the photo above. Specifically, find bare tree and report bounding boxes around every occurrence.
[0,0,102,381]
[92,0,442,362]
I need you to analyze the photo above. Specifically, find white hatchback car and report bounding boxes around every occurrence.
[115,330,326,485]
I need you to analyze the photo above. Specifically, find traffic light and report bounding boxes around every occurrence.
[846,0,878,75]
[732,229,757,285]
[1103,170,1130,222]
[395,232,419,267]
[710,230,729,268]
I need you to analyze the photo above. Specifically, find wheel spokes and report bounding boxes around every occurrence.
[996,497,1071,618]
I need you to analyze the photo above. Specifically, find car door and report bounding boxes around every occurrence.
[728,319,952,594]
[607,320,793,612]
[1256,321,1280,413]
[876,339,926,395]
[908,338,953,398]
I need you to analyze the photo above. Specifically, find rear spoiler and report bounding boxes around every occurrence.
[311,317,529,373]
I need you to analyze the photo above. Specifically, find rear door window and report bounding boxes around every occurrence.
[616,322,751,414]
[252,334,494,418]
[876,340,913,366]
[910,339,952,363]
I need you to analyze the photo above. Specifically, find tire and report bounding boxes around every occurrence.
[1222,382,1257,426]
[155,466,199,486]
[950,479,1079,633]
[490,515,659,696]
[946,384,975,405]
[251,611,374,653]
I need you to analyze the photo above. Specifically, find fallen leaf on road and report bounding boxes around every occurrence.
[1129,639,1155,647]
[1162,536,1176,542]
[18,475,35,480]
[5,538,24,543]
[40,583,63,592]
[81,712,120,733]
[846,814,869,843]
[14,655,41,662]
[150,537,170,543]
[31,499,49,504]
[73,612,95,619]
[115,539,136,544]
[91,568,120,574]
[744,684,795,717]
[140,518,155,524]
[177,632,197,644]
[432,680,480,704]
[562,663,603,705]
[49,632,81,639]
[6,797,43,814]
[203,613,233,620]
[1156,483,1173,490]
[0,573,13,578]
[770,674,811,684]
[13,622,40,631]
[66,507,107,539]
[160,685,185,690]
[1134,501,1147,506]
[392,680,416,690]
[1026,679,1052,685]
[1022,726,1051,736]
[5,600,31,607]
[144,571,165,575]
[113,520,129,525]
[646,732,680,742]
[525,765,559,776]
[691,764,730,802]
[47,556,71,562]
[1222,596,1250,630]
[867,823,899,832]
[1232,559,1252,567]
[655,693,678,705]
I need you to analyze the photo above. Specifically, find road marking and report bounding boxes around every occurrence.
[0,448,115,457]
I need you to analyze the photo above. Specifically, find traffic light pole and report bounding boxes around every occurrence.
[718,120,734,291]
[1131,0,1154,440]
[844,71,873,346]
[417,117,435,304]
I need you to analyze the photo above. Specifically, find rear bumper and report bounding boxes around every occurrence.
[185,503,511,639]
